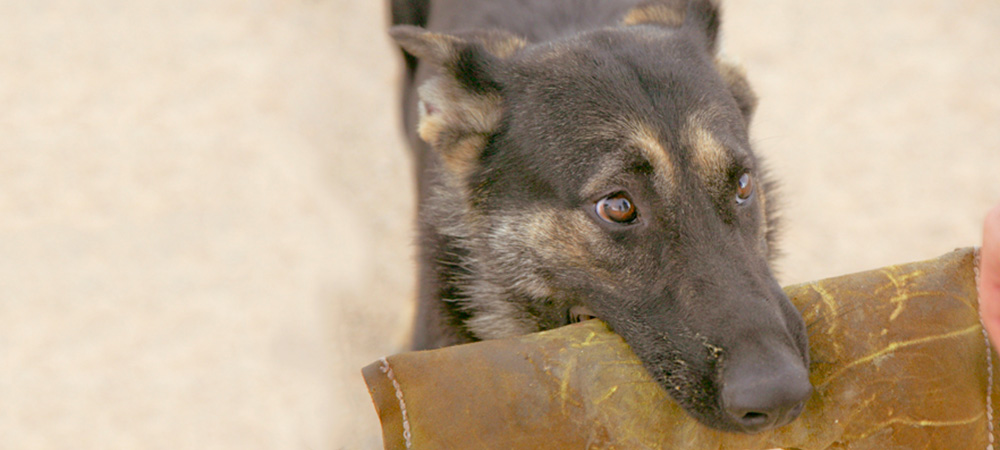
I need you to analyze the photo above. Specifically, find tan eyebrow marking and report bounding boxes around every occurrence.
[622,4,686,27]
[682,108,747,187]
[630,122,676,191]
[686,126,729,178]
[580,121,676,201]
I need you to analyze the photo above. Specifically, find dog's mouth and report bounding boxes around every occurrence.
[568,305,598,323]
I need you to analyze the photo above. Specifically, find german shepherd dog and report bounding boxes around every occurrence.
[390,0,812,433]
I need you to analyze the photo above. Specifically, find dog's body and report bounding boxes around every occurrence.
[390,0,812,433]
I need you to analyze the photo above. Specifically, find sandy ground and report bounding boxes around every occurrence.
[1,0,998,449]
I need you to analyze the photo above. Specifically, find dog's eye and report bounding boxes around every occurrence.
[596,193,638,224]
[736,172,754,204]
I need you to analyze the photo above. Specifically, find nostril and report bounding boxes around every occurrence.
[568,305,597,323]
[723,384,810,432]
[738,411,771,428]
[725,403,780,432]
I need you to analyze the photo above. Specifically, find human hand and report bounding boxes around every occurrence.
[979,203,1000,349]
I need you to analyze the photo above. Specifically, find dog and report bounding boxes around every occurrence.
[389,0,812,434]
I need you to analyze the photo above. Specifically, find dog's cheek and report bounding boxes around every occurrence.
[525,210,598,265]
[493,208,634,287]
[756,186,770,255]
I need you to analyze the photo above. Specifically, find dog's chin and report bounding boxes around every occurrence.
[660,388,760,434]
[650,375,735,433]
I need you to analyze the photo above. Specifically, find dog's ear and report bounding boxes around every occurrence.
[715,59,758,124]
[622,2,754,123]
[390,26,525,177]
[622,0,720,53]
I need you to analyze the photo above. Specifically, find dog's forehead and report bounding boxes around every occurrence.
[505,27,745,145]
[499,27,751,198]
[519,25,688,62]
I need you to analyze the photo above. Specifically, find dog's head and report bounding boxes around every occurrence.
[392,0,811,433]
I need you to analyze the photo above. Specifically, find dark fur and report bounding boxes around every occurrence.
[390,0,811,433]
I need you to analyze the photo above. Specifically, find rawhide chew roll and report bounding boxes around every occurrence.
[364,248,997,449]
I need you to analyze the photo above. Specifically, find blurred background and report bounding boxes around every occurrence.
[1,0,997,448]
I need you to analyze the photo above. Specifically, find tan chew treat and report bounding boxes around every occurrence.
[364,248,997,449]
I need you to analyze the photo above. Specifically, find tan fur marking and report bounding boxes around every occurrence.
[622,5,685,27]
[475,31,528,58]
[465,208,605,340]
[524,210,596,267]
[495,208,613,280]
[464,303,537,339]
[417,78,503,138]
[519,208,640,287]
[683,115,730,181]
[631,122,676,190]
[441,135,490,179]
[582,122,675,198]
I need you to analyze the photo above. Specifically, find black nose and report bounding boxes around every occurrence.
[721,352,812,433]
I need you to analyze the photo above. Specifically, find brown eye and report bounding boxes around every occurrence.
[736,172,754,204]
[596,193,638,224]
